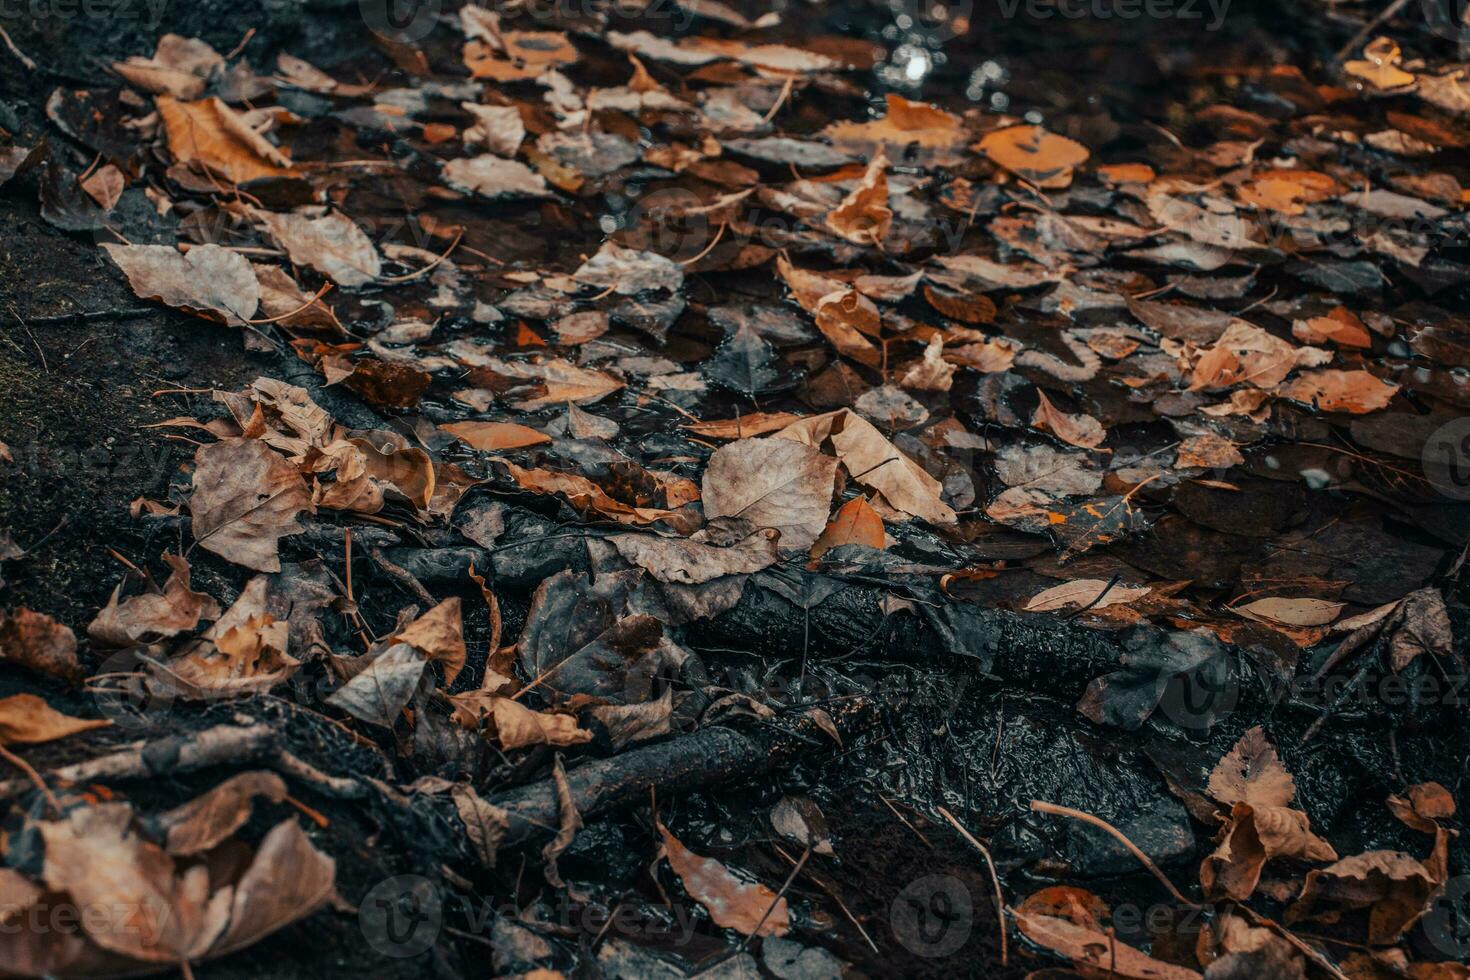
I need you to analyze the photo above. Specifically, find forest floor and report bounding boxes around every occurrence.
[1,0,1470,977]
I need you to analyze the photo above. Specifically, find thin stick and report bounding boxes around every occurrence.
[0,744,60,813]
[377,229,464,283]
[772,843,879,953]
[937,806,1007,966]
[245,282,334,325]
[737,845,809,951]
[1332,0,1413,65]
[0,24,36,70]
[1030,800,1198,908]
[1237,906,1349,980]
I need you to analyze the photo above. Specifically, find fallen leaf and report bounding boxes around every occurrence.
[0,608,82,683]
[701,438,838,550]
[254,210,382,288]
[1025,579,1151,613]
[327,643,426,727]
[977,125,1089,188]
[1032,390,1107,449]
[826,150,891,246]
[441,420,551,451]
[158,771,289,856]
[1012,908,1201,979]
[810,496,885,560]
[157,95,295,184]
[394,598,467,687]
[658,820,789,937]
[442,154,550,200]
[89,553,222,647]
[103,243,260,326]
[610,527,780,584]
[1276,370,1399,414]
[775,410,957,526]
[190,438,312,573]
[1236,597,1345,628]
[0,695,111,745]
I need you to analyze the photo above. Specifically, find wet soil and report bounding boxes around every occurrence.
[2,1,1470,978]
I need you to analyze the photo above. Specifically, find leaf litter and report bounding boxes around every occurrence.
[0,1,1468,977]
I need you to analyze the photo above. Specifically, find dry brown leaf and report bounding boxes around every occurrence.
[503,461,675,526]
[190,438,312,573]
[1025,579,1151,613]
[89,553,222,647]
[1176,433,1245,469]
[0,608,82,683]
[701,438,839,550]
[1293,308,1371,349]
[254,210,382,288]
[826,150,892,246]
[157,95,296,184]
[1288,850,1439,944]
[394,598,467,687]
[1207,726,1296,809]
[114,34,223,98]
[683,412,806,440]
[440,421,551,451]
[158,771,288,856]
[103,243,260,327]
[658,820,789,937]
[610,528,780,584]
[977,125,1090,188]
[443,154,551,200]
[1345,37,1416,92]
[1236,597,1345,628]
[1032,390,1106,449]
[1276,369,1400,414]
[1012,908,1201,979]
[810,496,885,560]
[0,694,111,745]
[822,94,967,167]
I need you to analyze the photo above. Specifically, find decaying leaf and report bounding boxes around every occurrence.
[0,694,111,745]
[104,244,260,326]
[658,820,789,937]
[0,608,82,683]
[701,438,838,551]
[190,439,312,573]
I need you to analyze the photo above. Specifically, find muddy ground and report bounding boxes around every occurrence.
[2,1,1470,978]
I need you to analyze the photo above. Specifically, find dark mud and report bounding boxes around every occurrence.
[3,1,1470,978]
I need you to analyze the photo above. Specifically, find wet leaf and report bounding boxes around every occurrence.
[658,820,789,937]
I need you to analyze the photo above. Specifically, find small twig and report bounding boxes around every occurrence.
[738,845,809,951]
[245,282,334,325]
[368,546,436,608]
[1237,906,1349,980]
[1332,0,1414,65]
[880,795,934,849]
[1030,800,1198,908]
[0,744,61,814]
[0,24,36,70]
[772,843,879,953]
[937,806,1007,966]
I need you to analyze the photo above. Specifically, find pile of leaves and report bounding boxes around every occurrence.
[1,0,1469,976]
